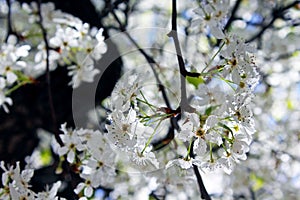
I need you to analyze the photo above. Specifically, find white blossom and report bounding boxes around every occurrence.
[67,52,100,88]
[57,123,85,163]
[166,157,202,170]
[130,145,160,170]
[106,108,139,149]
[36,181,63,200]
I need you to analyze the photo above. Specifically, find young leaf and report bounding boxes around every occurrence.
[186,75,204,89]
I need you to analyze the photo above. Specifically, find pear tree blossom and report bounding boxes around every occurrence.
[0,161,63,200]
[1,0,300,200]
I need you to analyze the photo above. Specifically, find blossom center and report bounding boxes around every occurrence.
[195,128,205,138]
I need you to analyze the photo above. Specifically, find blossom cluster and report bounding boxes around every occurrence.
[46,2,260,197]
[52,123,117,199]
[176,1,259,174]
[0,35,30,112]
[0,1,107,112]
[0,161,62,200]
[98,0,260,175]
[0,0,264,199]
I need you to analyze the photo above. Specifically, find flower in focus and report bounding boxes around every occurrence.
[57,123,85,163]
[67,52,100,88]
[106,108,139,149]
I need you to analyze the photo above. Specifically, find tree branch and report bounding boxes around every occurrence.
[193,165,212,200]
[168,0,196,113]
[37,0,63,146]
[168,0,200,78]
[110,8,173,110]
[169,1,210,198]
[247,0,300,43]
[110,5,181,150]
[215,0,242,46]
[5,0,14,41]
[189,140,211,200]
[224,0,242,31]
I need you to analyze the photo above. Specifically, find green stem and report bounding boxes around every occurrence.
[200,66,224,76]
[5,80,31,96]
[202,41,226,73]
[199,4,209,18]
[221,142,230,155]
[209,142,214,162]
[138,90,157,111]
[185,138,194,160]
[141,119,163,155]
[136,97,157,111]
[217,75,237,91]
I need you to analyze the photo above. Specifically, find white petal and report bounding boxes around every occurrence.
[128,108,137,123]
[6,71,17,84]
[67,150,75,163]
[57,146,68,156]
[95,28,104,42]
[0,78,6,88]
[178,159,193,169]
[74,182,85,194]
[206,115,218,128]
[60,123,68,134]
[16,45,30,57]
[165,159,177,169]
[7,35,17,45]
[210,26,225,39]
[21,169,34,182]
[84,186,93,197]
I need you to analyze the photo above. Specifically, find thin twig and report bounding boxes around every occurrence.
[5,0,13,42]
[193,165,212,200]
[249,186,256,200]
[215,0,242,46]
[110,8,173,110]
[37,0,63,146]
[247,0,300,43]
[189,140,211,200]
[224,0,242,31]
[110,6,180,150]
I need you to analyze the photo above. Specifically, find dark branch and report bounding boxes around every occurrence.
[247,0,300,43]
[224,0,242,31]
[168,0,200,78]
[110,7,173,110]
[169,0,210,198]
[110,5,182,150]
[189,140,211,200]
[168,0,196,113]
[249,186,256,200]
[5,0,14,41]
[37,0,63,146]
[193,165,212,200]
[216,0,242,46]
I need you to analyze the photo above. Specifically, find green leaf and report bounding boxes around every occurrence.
[292,50,299,57]
[186,75,204,89]
[149,195,157,200]
[250,173,265,191]
[40,148,52,165]
[205,105,219,115]
[286,99,294,110]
